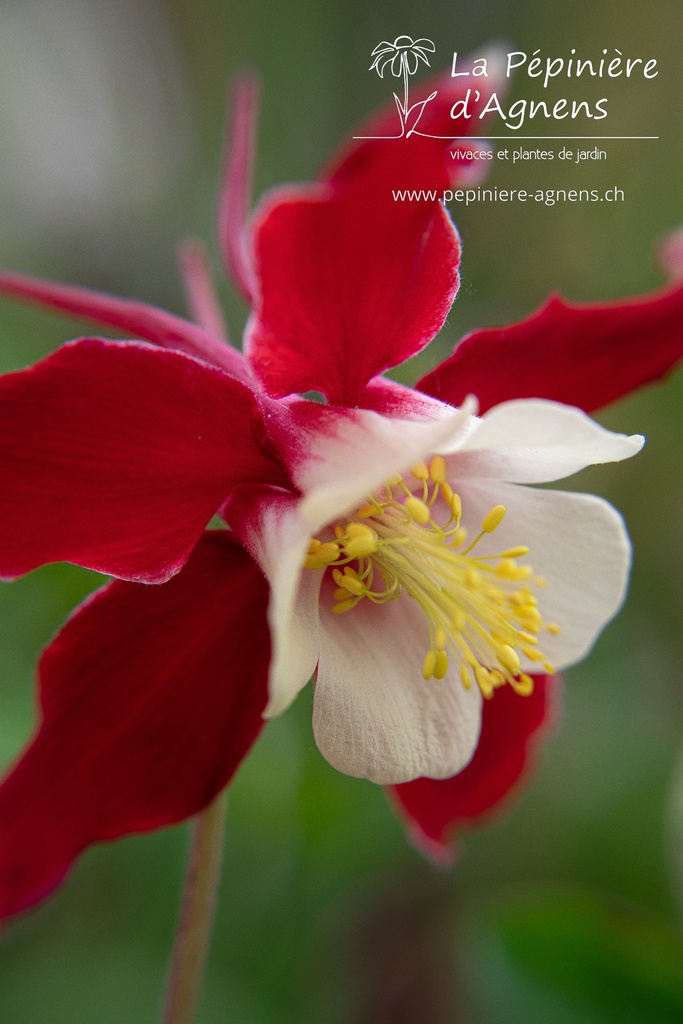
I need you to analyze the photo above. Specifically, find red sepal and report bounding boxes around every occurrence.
[0,268,249,379]
[217,75,260,303]
[247,191,459,405]
[390,675,556,864]
[0,338,284,582]
[243,55,510,404]
[0,532,269,920]
[418,284,683,414]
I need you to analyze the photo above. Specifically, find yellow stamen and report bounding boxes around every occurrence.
[428,455,447,484]
[482,504,506,533]
[316,542,340,563]
[343,524,378,559]
[405,496,431,523]
[422,650,437,680]
[434,650,449,680]
[303,465,559,701]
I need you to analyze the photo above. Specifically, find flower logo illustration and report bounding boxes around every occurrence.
[369,36,437,135]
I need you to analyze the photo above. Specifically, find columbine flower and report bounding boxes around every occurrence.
[0,65,681,917]
[229,392,641,788]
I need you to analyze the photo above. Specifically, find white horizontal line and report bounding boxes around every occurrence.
[454,136,659,140]
[353,135,659,140]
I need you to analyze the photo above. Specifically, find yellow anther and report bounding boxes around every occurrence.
[482,504,506,533]
[315,542,341,564]
[334,525,345,540]
[355,504,377,519]
[517,606,542,627]
[535,576,548,588]
[333,598,358,615]
[498,561,533,581]
[465,568,481,587]
[449,492,463,523]
[307,539,322,554]
[497,644,522,675]
[511,589,537,606]
[519,632,539,645]
[451,528,467,548]
[428,455,447,484]
[344,536,377,559]
[344,523,378,558]
[475,664,495,699]
[521,645,543,662]
[434,650,449,680]
[338,574,365,596]
[511,673,534,696]
[303,555,324,570]
[500,546,530,558]
[543,661,556,674]
[411,461,429,481]
[334,567,365,596]
[489,670,506,688]
[405,496,431,524]
[546,622,561,636]
[422,650,437,680]
[460,664,472,689]
[435,626,447,650]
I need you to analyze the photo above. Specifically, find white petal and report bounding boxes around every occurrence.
[449,399,643,483]
[240,494,321,719]
[457,479,633,670]
[313,592,483,784]
[295,398,478,533]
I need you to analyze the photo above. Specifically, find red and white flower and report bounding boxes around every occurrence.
[0,64,681,917]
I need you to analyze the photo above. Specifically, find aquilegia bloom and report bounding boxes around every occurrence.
[0,66,681,919]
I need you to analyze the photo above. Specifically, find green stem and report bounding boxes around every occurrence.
[160,791,227,1024]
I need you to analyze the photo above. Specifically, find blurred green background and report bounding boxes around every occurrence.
[0,0,681,1021]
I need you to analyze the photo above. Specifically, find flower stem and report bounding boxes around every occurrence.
[160,791,227,1024]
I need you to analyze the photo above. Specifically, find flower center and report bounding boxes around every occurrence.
[303,456,560,700]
